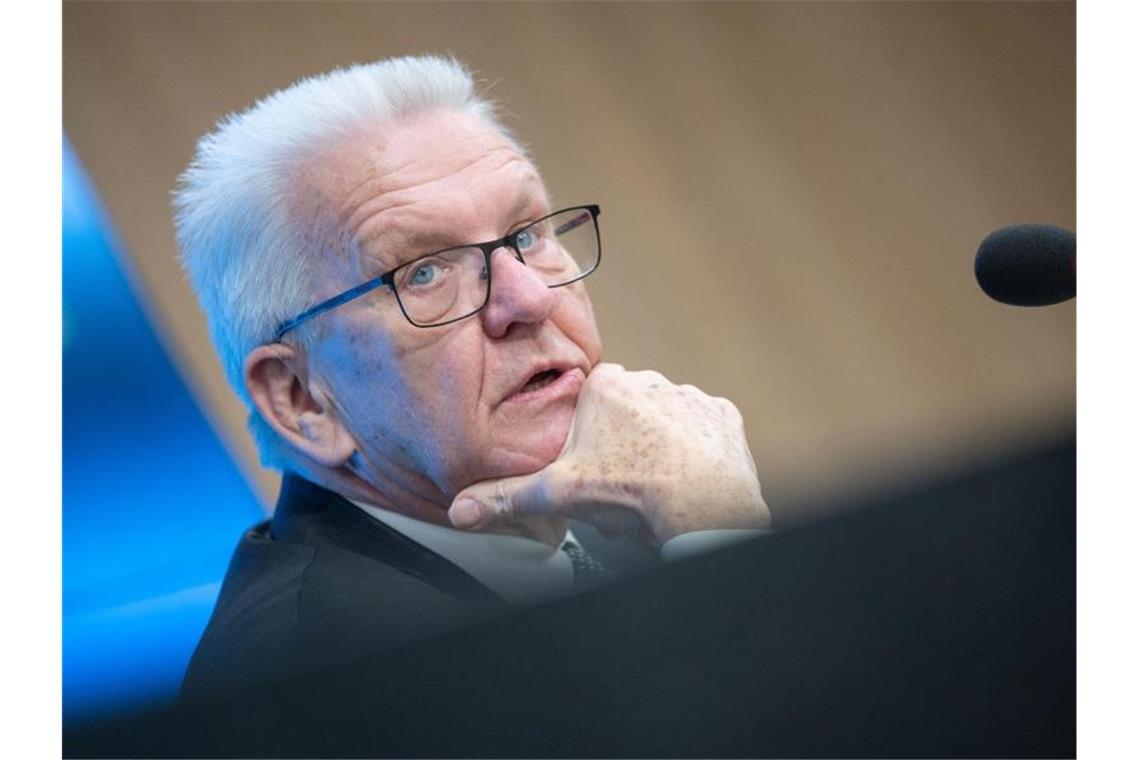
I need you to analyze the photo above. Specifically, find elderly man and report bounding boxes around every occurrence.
[176,55,770,696]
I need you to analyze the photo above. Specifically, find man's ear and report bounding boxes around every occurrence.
[244,343,356,468]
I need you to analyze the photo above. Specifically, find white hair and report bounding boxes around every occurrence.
[173,55,521,468]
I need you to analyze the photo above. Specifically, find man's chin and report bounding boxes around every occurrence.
[483,405,575,480]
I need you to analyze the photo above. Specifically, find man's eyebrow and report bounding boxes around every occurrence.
[384,227,461,254]
[366,193,548,264]
[357,226,458,272]
[505,187,548,228]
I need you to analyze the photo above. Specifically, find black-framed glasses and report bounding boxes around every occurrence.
[274,204,601,340]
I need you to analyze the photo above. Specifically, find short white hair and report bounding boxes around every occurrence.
[173,55,521,468]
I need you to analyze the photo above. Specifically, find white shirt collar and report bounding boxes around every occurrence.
[350,499,581,605]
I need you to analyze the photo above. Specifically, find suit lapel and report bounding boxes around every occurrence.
[271,475,504,606]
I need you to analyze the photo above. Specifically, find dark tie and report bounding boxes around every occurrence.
[561,540,613,586]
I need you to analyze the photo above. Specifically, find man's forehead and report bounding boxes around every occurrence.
[300,111,522,198]
[365,175,548,250]
[375,110,517,174]
[293,111,548,258]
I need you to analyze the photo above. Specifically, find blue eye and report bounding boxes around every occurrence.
[516,228,536,251]
[409,262,438,286]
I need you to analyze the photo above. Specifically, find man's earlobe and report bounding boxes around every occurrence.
[244,344,356,468]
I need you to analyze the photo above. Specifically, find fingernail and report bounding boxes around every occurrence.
[449,498,484,529]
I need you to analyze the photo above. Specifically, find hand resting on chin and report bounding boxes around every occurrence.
[448,363,771,548]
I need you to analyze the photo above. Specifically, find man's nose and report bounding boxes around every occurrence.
[480,246,555,338]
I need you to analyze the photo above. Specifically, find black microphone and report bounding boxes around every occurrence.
[975,224,1076,306]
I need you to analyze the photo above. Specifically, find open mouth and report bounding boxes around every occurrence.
[519,368,563,393]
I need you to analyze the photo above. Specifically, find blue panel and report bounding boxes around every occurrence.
[63,137,265,724]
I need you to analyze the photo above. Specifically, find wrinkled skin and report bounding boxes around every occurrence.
[258,111,601,539]
[250,109,767,548]
[448,363,771,546]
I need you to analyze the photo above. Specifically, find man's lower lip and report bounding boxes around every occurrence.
[505,367,584,404]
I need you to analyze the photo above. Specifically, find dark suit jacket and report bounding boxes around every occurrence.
[181,475,506,700]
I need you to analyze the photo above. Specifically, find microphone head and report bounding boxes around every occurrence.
[975,224,1076,306]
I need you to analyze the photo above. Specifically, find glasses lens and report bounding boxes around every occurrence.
[519,207,599,287]
[391,207,599,327]
[393,246,488,326]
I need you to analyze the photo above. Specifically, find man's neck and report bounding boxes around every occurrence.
[293,463,567,548]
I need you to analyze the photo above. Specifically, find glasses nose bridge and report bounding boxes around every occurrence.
[481,233,525,267]
[481,235,551,308]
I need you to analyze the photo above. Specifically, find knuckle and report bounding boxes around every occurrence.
[491,480,515,521]
[725,401,745,426]
[591,362,624,378]
[635,370,676,394]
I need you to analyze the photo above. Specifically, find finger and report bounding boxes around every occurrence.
[588,361,626,378]
[635,369,669,384]
[448,468,557,530]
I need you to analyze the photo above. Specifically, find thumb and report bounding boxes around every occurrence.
[448,467,556,530]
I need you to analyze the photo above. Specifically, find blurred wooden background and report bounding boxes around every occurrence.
[63,1,1074,524]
